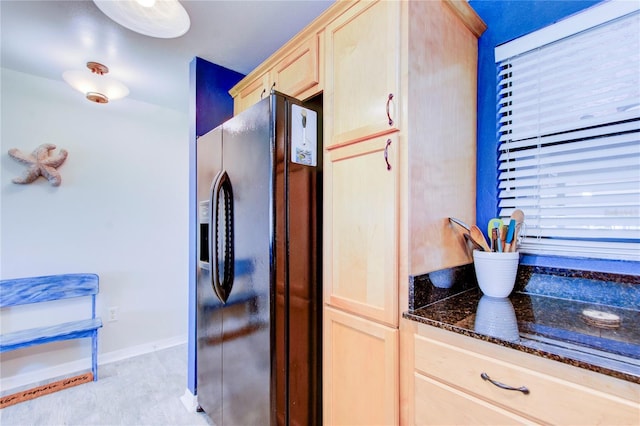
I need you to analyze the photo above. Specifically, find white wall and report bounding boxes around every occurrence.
[0,69,190,391]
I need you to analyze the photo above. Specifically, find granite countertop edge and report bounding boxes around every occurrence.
[403,310,640,384]
[404,263,640,385]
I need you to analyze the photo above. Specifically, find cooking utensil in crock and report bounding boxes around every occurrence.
[505,209,525,252]
[464,232,486,252]
[470,225,491,252]
[487,218,503,243]
[448,217,470,231]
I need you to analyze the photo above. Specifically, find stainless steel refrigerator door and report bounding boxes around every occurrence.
[220,97,272,426]
[273,93,322,426]
[196,127,224,425]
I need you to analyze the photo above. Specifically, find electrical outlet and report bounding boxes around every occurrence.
[108,306,119,322]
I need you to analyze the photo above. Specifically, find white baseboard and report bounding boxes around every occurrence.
[180,388,199,412]
[0,335,187,393]
[99,335,187,366]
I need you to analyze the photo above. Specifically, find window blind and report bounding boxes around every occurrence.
[496,7,640,261]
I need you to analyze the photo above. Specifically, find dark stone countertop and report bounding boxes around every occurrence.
[403,263,640,384]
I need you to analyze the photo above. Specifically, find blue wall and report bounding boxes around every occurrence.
[469,0,638,275]
[191,57,244,137]
[188,58,244,395]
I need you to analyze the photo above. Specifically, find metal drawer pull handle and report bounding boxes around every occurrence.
[481,372,530,395]
[386,93,394,126]
[384,139,392,171]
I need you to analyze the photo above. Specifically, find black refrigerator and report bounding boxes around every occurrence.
[196,92,322,426]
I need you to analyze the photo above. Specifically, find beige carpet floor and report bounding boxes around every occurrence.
[0,344,214,426]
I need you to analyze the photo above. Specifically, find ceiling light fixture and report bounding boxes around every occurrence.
[93,0,191,39]
[63,62,129,104]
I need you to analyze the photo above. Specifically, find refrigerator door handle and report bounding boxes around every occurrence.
[208,170,235,304]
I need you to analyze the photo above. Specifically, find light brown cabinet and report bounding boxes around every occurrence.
[323,1,485,423]
[230,10,337,114]
[324,134,399,327]
[272,35,321,102]
[233,34,321,114]
[321,3,405,422]
[324,0,400,147]
[232,71,271,115]
[323,306,399,426]
[413,323,640,425]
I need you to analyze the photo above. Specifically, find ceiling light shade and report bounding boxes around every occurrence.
[63,62,129,104]
[93,0,190,39]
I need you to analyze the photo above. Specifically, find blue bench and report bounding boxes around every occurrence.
[0,273,102,380]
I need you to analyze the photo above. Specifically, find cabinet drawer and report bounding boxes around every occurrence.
[414,372,532,425]
[414,333,640,425]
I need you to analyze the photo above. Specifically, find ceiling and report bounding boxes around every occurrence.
[0,0,334,112]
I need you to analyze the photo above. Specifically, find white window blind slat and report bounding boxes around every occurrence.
[498,121,640,150]
[500,206,640,221]
[498,143,639,170]
[498,168,640,190]
[498,156,640,181]
[495,4,640,261]
[499,95,640,133]
[498,132,639,162]
[504,53,640,96]
[499,85,640,121]
[518,238,640,261]
[523,228,636,240]
[498,194,640,210]
[499,85,640,126]
[527,217,640,228]
[499,180,640,200]
[498,110,640,142]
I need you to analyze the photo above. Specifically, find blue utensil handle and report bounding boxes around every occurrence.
[506,220,516,243]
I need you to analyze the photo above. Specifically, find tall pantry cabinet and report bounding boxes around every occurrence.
[323,1,485,425]
[322,2,401,424]
[229,1,486,424]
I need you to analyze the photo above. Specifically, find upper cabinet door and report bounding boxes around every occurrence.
[273,34,321,100]
[325,0,401,148]
[233,72,270,115]
[231,27,327,114]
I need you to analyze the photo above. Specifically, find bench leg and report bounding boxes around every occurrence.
[92,330,98,381]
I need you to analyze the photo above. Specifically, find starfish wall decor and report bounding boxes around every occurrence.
[8,144,68,187]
